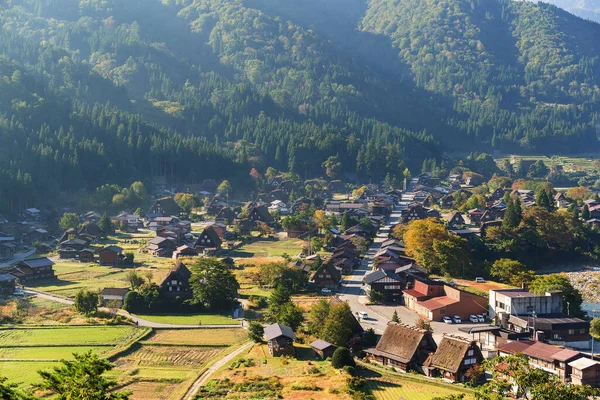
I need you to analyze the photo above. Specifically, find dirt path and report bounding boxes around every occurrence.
[182,341,254,400]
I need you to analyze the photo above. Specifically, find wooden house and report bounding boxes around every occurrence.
[215,207,236,224]
[78,222,104,241]
[159,261,193,299]
[310,340,337,360]
[12,257,54,282]
[147,236,177,257]
[311,262,342,290]
[98,245,124,266]
[79,248,95,263]
[427,335,484,383]
[401,204,428,223]
[264,323,296,356]
[147,197,181,216]
[569,357,600,388]
[445,211,465,228]
[363,269,405,303]
[99,288,129,307]
[58,237,89,259]
[0,273,17,296]
[194,226,222,250]
[172,245,197,259]
[247,205,274,224]
[365,323,437,373]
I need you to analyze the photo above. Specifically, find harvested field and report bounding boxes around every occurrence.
[147,328,246,346]
[123,344,224,367]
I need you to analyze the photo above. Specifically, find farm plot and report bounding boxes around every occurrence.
[124,344,224,367]
[0,346,110,360]
[146,328,246,346]
[366,378,473,400]
[0,326,142,346]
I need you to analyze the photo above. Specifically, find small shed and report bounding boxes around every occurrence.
[98,245,124,266]
[79,248,95,263]
[99,288,130,307]
[310,339,337,360]
[264,323,296,357]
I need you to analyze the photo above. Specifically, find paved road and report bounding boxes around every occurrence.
[182,341,254,400]
[338,180,485,342]
[24,289,242,328]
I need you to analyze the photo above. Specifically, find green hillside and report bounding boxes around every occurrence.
[0,0,599,210]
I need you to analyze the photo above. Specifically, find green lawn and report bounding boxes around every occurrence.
[0,326,142,346]
[366,378,473,400]
[0,361,57,386]
[0,346,111,360]
[134,313,239,325]
[230,236,305,257]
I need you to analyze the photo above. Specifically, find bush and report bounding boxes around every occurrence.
[331,347,355,369]
[291,383,321,391]
[247,321,265,343]
[343,365,356,376]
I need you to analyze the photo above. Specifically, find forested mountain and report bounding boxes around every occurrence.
[539,0,600,23]
[0,0,599,212]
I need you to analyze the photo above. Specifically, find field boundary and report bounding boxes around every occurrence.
[105,326,153,361]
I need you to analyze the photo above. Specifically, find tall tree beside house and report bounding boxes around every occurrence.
[322,155,342,178]
[248,321,265,343]
[217,180,233,198]
[174,193,201,214]
[502,198,522,229]
[307,299,330,337]
[98,213,114,235]
[59,212,80,231]
[490,259,528,284]
[322,301,356,347]
[126,271,145,289]
[189,258,239,311]
[37,351,131,400]
[535,188,552,211]
[530,274,584,317]
[277,302,304,330]
[74,290,99,316]
[582,204,591,220]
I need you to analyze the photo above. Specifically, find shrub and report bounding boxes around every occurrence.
[291,383,321,391]
[331,347,355,369]
[343,365,356,376]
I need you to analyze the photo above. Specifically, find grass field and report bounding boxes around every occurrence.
[0,346,111,360]
[0,326,142,346]
[0,326,144,387]
[146,328,246,346]
[230,236,305,258]
[366,378,473,400]
[134,313,238,325]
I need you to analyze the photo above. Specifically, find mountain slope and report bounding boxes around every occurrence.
[0,0,600,211]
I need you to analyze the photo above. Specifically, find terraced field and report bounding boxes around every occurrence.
[0,326,146,387]
[0,326,142,346]
[125,345,224,367]
[146,328,246,346]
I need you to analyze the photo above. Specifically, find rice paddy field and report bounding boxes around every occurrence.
[114,328,248,400]
[0,326,147,387]
[365,378,474,400]
[495,154,599,174]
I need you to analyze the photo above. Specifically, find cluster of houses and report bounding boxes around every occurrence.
[361,285,599,388]
[0,257,55,294]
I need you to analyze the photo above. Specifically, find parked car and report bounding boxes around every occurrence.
[321,288,332,295]
[475,277,485,283]
[453,315,462,324]
[443,316,453,324]
[477,315,485,323]
[469,315,479,323]
[358,311,369,319]
[13,288,24,296]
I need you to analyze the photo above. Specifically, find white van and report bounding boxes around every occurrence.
[475,277,485,283]
[358,311,369,320]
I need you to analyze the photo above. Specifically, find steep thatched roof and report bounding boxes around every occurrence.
[375,323,435,364]
[430,336,475,373]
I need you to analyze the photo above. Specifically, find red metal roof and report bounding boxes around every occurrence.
[497,340,580,363]
[417,296,459,311]
[402,289,428,299]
